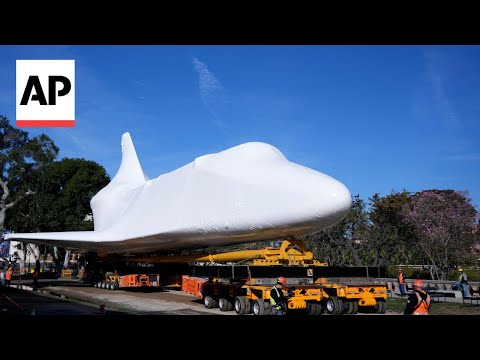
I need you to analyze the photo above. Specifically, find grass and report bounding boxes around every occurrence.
[386,297,480,315]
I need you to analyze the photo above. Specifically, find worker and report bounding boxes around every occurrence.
[456,268,469,298]
[397,269,407,297]
[270,276,288,315]
[32,258,41,291]
[5,266,12,287]
[32,269,39,291]
[404,279,431,315]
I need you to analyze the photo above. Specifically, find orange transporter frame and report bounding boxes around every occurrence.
[119,274,160,288]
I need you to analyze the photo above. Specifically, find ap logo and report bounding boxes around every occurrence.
[16,60,75,128]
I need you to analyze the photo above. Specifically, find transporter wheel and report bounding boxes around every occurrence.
[235,296,247,315]
[306,302,315,315]
[374,299,386,314]
[337,299,344,314]
[219,297,228,311]
[204,296,218,309]
[245,298,252,314]
[253,299,266,315]
[219,297,234,312]
[346,301,359,314]
[326,296,343,315]
[307,303,322,315]
[101,281,107,289]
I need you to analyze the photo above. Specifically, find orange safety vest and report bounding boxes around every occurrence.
[398,273,405,284]
[5,268,13,280]
[412,291,431,315]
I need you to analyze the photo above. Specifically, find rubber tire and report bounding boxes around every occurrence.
[375,299,386,314]
[346,301,359,314]
[245,299,252,314]
[204,296,218,309]
[219,297,234,311]
[337,299,344,314]
[326,296,343,315]
[219,297,228,311]
[253,299,266,315]
[312,303,323,315]
[235,296,246,315]
[307,303,321,315]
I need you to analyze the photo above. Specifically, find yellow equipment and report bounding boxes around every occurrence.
[132,238,327,266]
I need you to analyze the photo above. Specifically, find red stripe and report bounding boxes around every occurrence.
[16,120,75,128]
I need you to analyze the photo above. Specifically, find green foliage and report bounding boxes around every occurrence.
[306,189,479,276]
[1,116,59,181]
[5,158,110,232]
[385,266,431,280]
[448,269,480,282]
[0,115,59,231]
[368,191,419,265]
[304,195,368,266]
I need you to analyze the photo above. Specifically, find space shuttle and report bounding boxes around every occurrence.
[5,132,352,256]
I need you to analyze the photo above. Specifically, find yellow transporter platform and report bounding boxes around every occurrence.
[201,277,324,315]
[133,239,389,315]
[315,277,388,314]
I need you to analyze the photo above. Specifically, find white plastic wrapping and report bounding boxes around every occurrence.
[6,133,352,254]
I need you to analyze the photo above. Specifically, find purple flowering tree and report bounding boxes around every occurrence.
[402,190,477,280]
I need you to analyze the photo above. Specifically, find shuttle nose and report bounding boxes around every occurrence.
[298,172,352,227]
[328,180,352,219]
[274,164,353,229]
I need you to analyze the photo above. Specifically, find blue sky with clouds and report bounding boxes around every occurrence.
[1,45,479,211]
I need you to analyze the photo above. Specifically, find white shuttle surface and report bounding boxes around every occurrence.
[5,133,352,255]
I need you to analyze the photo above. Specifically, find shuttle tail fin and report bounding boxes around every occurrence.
[90,132,147,231]
[113,132,149,186]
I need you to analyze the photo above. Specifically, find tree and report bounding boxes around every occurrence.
[305,195,369,266]
[367,191,418,266]
[6,158,110,232]
[0,115,58,232]
[402,190,477,280]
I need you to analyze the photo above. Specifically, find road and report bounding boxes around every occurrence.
[1,278,233,315]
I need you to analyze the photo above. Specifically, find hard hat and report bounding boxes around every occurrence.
[413,279,423,288]
[277,276,287,286]
[459,268,463,272]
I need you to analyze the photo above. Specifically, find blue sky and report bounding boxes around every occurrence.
[1,45,479,211]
